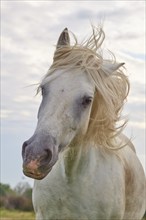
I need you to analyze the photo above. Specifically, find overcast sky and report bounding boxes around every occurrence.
[1,1,145,188]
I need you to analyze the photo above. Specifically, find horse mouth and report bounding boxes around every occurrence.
[23,167,52,180]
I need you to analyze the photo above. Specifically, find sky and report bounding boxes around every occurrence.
[1,1,145,188]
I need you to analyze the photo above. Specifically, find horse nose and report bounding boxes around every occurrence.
[22,141,29,157]
[22,134,58,179]
[22,134,35,158]
[24,148,53,170]
[43,149,53,164]
[22,140,53,165]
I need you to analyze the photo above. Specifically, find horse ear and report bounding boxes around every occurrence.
[102,61,125,75]
[56,28,70,49]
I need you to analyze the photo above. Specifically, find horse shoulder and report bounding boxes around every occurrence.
[118,136,146,219]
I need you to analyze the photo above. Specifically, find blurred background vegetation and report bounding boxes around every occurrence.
[0,182,34,219]
[0,182,33,211]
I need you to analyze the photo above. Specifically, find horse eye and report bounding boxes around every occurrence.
[81,96,93,108]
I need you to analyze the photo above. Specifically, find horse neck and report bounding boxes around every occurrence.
[62,140,94,182]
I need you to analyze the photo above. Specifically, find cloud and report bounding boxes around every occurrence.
[1,110,13,119]
[121,51,145,61]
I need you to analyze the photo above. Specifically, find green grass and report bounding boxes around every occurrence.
[0,208,35,220]
[0,208,145,220]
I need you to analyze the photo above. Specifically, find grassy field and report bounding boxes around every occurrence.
[0,208,145,220]
[0,209,35,220]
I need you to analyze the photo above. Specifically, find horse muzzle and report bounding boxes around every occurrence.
[22,134,58,180]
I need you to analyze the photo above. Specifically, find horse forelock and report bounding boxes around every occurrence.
[40,27,130,149]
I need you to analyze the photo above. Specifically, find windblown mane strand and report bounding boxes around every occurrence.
[43,27,130,149]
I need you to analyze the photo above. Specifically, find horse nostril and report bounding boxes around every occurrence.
[44,149,52,164]
[22,141,28,157]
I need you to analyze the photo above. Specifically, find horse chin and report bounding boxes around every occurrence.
[23,167,52,180]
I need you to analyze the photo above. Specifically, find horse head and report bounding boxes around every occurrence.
[22,28,127,179]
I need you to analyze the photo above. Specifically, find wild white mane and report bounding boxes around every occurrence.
[40,27,130,149]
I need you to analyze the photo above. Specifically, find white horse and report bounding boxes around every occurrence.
[22,27,145,220]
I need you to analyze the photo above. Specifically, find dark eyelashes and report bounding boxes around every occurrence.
[81,96,93,108]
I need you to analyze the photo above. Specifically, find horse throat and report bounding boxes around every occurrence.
[63,143,87,182]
